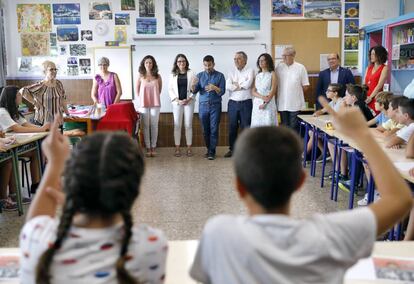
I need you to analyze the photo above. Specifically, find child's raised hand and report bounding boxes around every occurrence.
[318,96,369,139]
[41,115,70,167]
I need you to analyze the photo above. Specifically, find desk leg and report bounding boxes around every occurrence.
[330,138,338,200]
[87,120,93,134]
[303,123,309,168]
[348,151,357,209]
[11,150,23,216]
[320,133,328,188]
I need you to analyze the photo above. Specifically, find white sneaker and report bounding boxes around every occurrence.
[357,192,380,206]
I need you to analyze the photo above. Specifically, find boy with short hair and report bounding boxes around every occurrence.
[386,98,414,148]
[374,95,405,137]
[190,97,412,284]
[367,91,393,127]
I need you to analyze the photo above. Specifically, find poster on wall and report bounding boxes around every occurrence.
[52,3,81,25]
[89,2,113,20]
[344,35,359,50]
[121,0,136,11]
[59,45,68,55]
[139,0,155,17]
[344,18,359,34]
[81,30,93,41]
[21,33,50,56]
[272,0,303,17]
[165,0,198,35]
[114,26,127,44]
[57,26,79,41]
[115,13,130,25]
[79,58,91,74]
[344,51,358,67]
[18,57,33,72]
[67,57,79,76]
[136,18,156,34]
[210,0,260,31]
[304,0,341,19]
[344,2,359,18]
[17,4,52,33]
[70,44,87,56]
[50,33,57,47]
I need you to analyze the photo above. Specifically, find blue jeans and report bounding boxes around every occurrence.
[228,99,252,151]
[199,102,221,155]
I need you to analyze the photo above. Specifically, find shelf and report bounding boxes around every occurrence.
[393,42,414,47]
[391,68,414,71]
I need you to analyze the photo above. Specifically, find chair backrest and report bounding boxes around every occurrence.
[96,102,138,135]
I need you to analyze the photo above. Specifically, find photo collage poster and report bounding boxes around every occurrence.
[343,0,359,68]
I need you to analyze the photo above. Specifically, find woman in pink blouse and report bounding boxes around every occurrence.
[135,55,162,157]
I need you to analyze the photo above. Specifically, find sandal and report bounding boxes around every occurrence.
[145,149,152,157]
[186,149,193,157]
[0,199,18,212]
[10,194,31,205]
[150,148,157,157]
[174,149,181,157]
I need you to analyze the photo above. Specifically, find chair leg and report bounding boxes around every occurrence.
[330,139,338,200]
[320,134,328,188]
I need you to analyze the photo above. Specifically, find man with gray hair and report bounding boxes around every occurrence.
[224,51,254,158]
[276,47,309,132]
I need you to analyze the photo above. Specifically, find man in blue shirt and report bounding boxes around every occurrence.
[191,55,225,160]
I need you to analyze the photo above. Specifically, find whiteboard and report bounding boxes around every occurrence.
[94,47,133,100]
[132,43,267,113]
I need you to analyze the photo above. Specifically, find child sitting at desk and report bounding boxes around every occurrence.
[0,136,17,211]
[373,95,405,137]
[386,98,414,149]
[20,119,167,283]
[0,86,50,195]
[367,91,393,127]
[190,97,413,284]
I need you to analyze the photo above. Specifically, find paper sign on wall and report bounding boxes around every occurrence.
[327,21,339,38]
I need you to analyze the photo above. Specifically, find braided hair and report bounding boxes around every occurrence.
[36,132,144,284]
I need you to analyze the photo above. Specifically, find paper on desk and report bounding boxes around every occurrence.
[394,162,414,172]
[345,257,376,280]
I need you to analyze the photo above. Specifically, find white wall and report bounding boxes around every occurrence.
[359,0,400,27]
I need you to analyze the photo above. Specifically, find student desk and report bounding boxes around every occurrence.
[298,114,414,184]
[1,133,47,216]
[64,114,104,135]
[0,241,412,283]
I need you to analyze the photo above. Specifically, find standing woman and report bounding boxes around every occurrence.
[136,55,162,157]
[168,54,196,157]
[251,53,278,127]
[364,45,388,114]
[20,60,70,125]
[91,57,122,108]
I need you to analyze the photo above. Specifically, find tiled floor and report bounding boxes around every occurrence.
[0,146,354,247]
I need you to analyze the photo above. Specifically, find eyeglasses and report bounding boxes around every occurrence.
[48,68,58,71]
[282,54,293,57]
[98,64,108,66]
[326,89,334,93]
[177,60,186,63]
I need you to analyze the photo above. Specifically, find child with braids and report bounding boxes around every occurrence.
[19,117,167,284]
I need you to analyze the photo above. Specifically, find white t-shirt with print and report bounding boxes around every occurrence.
[396,122,414,142]
[0,107,27,131]
[20,216,167,284]
[190,208,376,284]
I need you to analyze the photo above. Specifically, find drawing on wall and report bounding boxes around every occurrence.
[115,26,127,44]
[81,30,93,41]
[344,35,359,50]
[21,33,50,56]
[89,1,113,20]
[57,26,79,41]
[165,0,198,35]
[136,18,156,34]
[79,58,91,74]
[50,33,57,47]
[272,0,303,17]
[115,13,130,25]
[344,51,358,67]
[344,18,359,34]
[304,0,341,19]
[121,0,136,11]
[139,0,155,17]
[59,45,67,55]
[344,2,359,18]
[17,4,52,33]
[52,3,81,25]
[210,0,260,31]
[70,44,87,56]
[18,57,33,72]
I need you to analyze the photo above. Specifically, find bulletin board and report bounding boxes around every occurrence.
[94,47,133,100]
[272,20,342,73]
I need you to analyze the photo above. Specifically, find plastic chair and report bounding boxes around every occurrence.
[97,102,138,135]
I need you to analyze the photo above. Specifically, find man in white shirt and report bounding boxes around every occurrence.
[276,47,310,132]
[190,97,412,284]
[224,51,254,158]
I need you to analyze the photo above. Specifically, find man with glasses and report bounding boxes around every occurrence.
[276,46,309,132]
[315,53,355,110]
[224,51,254,158]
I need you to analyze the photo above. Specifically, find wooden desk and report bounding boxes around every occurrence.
[299,114,414,184]
[64,114,104,134]
[3,133,48,215]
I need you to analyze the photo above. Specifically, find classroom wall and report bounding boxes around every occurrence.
[359,0,400,27]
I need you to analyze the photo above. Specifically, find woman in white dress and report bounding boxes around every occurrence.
[251,53,278,127]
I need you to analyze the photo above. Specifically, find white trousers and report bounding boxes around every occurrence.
[172,102,195,146]
[140,107,160,149]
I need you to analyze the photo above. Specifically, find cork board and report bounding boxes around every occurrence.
[272,20,342,73]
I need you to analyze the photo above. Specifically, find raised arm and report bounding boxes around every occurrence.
[113,73,122,103]
[26,116,70,221]
[319,97,412,236]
